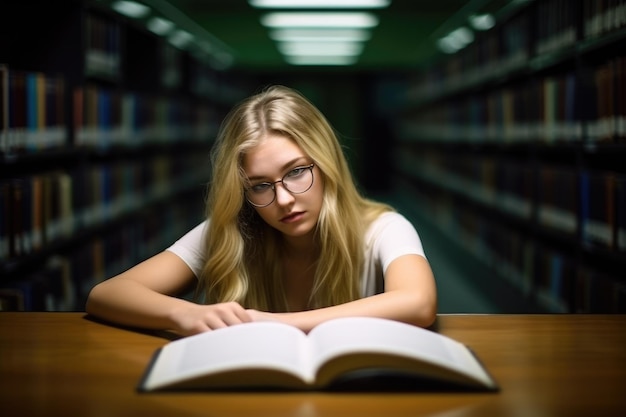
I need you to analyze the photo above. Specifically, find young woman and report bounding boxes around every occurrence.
[86,85,437,336]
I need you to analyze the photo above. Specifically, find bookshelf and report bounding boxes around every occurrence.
[0,1,247,311]
[396,0,626,313]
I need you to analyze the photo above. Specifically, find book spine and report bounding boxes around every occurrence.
[0,65,8,155]
[538,166,578,234]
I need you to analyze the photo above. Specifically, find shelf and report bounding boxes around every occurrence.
[405,11,626,109]
[0,1,249,311]
[0,178,205,280]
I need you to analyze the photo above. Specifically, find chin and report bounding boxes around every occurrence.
[279,223,316,238]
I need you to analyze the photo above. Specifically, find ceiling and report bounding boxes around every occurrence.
[163,0,514,71]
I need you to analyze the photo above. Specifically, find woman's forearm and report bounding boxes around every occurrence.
[86,278,195,331]
[278,289,437,333]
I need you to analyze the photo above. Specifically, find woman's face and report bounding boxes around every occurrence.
[242,134,324,241]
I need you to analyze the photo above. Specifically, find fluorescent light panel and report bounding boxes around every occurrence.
[469,13,495,31]
[261,12,379,28]
[250,0,390,8]
[111,1,150,18]
[438,26,474,54]
[168,29,194,48]
[147,17,174,35]
[449,27,474,45]
[285,55,359,65]
[278,41,364,56]
[269,28,371,42]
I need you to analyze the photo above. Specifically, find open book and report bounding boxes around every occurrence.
[138,317,498,392]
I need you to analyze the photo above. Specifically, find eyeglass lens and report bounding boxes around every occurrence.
[246,164,314,207]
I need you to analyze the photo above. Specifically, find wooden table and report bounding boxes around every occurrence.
[1,313,625,417]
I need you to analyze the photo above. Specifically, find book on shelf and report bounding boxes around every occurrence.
[535,0,577,56]
[138,317,499,392]
[0,173,74,260]
[580,171,616,249]
[534,245,575,313]
[0,257,74,312]
[584,0,626,39]
[0,66,66,155]
[575,266,626,313]
[617,176,626,251]
[497,161,533,219]
[84,13,121,80]
[584,56,626,143]
[538,166,578,234]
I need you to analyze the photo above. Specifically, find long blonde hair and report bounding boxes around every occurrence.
[198,85,392,311]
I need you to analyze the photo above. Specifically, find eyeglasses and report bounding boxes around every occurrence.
[245,163,315,207]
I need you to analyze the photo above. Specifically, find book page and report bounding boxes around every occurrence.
[307,317,495,388]
[142,322,312,390]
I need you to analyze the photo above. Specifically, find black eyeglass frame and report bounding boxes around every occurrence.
[245,163,315,208]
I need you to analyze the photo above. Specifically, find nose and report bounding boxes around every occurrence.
[273,181,295,207]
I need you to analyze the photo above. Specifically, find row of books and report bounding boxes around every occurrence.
[73,84,218,148]
[395,146,626,252]
[535,0,577,55]
[84,13,121,79]
[407,1,625,102]
[83,8,241,96]
[161,43,183,90]
[394,177,626,313]
[0,153,209,261]
[0,67,67,155]
[0,68,224,155]
[588,56,626,143]
[411,6,530,100]
[403,56,625,143]
[0,202,203,311]
[583,0,626,40]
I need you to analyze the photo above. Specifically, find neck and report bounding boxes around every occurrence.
[281,234,318,263]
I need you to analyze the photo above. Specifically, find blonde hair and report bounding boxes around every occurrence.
[198,85,392,311]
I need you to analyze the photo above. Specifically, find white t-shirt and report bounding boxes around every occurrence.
[166,211,426,297]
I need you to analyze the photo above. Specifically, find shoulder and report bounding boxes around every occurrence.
[177,219,210,243]
[366,211,414,237]
[166,219,211,256]
[364,211,425,257]
[365,211,423,254]
[165,219,210,278]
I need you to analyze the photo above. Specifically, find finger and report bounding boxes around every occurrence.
[221,302,252,324]
[203,310,245,329]
[219,309,251,326]
[203,315,229,330]
[182,321,212,336]
[234,307,253,323]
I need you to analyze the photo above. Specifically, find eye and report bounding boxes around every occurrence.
[250,183,272,193]
[285,166,308,178]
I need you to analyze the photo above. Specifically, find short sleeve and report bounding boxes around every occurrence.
[165,220,208,278]
[367,212,426,273]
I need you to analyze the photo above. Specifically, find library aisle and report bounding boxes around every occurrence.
[383,193,534,314]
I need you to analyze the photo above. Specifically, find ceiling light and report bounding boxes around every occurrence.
[278,41,364,56]
[437,26,474,54]
[147,17,174,35]
[449,27,474,45]
[284,55,359,65]
[437,38,459,54]
[168,29,194,48]
[249,0,390,8]
[261,12,379,28]
[469,14,495,31]
[269,28,371,42]
[111,1,150,18]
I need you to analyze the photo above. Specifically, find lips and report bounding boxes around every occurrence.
[280,211,305,223]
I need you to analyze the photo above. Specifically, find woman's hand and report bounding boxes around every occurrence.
[245,309,283,324]
[169,301,253,336]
